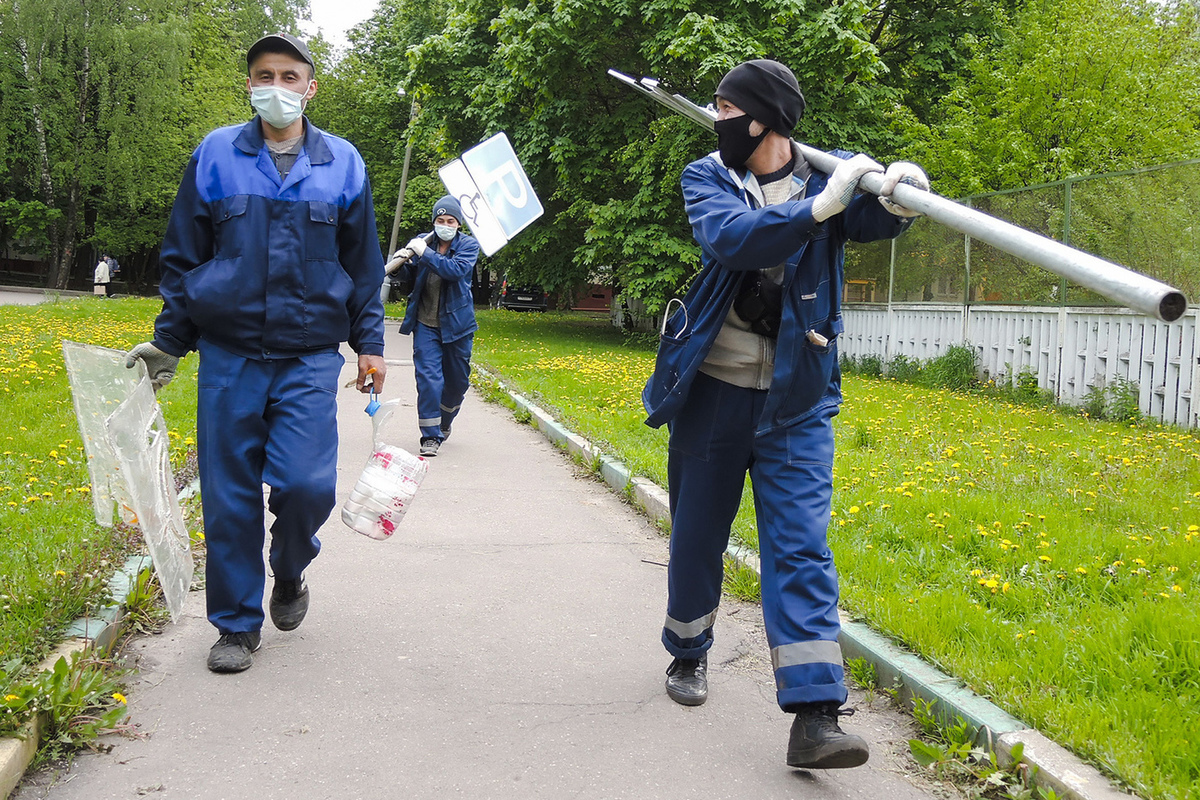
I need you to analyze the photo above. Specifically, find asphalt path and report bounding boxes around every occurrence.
[15,321,944,800]
[0,289,50,306]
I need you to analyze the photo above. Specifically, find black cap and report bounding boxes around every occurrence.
[247,33,315,74]
[715,59,806,135]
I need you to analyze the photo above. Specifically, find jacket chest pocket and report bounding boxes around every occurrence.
[307,201,339,261]
[212,195,249,258]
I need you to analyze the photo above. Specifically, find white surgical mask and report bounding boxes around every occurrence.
[434,224,457,241]
[250,84,310,129]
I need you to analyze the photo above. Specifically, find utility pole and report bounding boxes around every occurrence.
[387,88,418,259]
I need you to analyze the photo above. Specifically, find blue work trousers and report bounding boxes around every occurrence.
[412,322,473,440]
[664,372,846,708]
[196,340,343,634]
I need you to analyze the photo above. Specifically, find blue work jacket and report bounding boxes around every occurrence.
[398,231,481,343]
[643,145,912,434]
[153,116,386,360]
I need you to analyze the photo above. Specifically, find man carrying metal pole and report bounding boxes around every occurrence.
[642,59,928,769]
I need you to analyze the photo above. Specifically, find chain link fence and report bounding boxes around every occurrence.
[844,159,1200,308]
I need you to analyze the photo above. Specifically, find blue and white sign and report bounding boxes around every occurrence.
[438,132,544,257]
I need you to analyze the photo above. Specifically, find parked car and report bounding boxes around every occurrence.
[496,281,549,311]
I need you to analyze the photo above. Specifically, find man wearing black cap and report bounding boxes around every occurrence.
[642,59,928,769]
[125,33,387,673]
[394,195,480,457]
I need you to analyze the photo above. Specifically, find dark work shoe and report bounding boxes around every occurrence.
[439,427,451,442]
[420,437,440,457]
[787,703,870,769]
[207,631,262,673]
[665,654,708,706]
[269,575,309,631]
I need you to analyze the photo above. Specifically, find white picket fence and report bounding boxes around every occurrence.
[840,303,1200,429]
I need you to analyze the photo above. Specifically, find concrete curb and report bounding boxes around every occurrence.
[0,555,149,800]
[474,367,1136,800]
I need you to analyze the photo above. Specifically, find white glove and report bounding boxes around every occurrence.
[406,237,427,258]
[383,248,414,275]
[878,161,930,217]
[811,154,884,223]
[125,342,179,392]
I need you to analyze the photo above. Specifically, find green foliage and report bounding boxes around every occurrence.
[844,656,878,703]
[1082,377,1143,424]
[122,568,169,636]
[886,353,923,382]
[923,345,979,392]
[721,554,761,602]
[0,0,307,289]
[896,0,1200,196]
[908,708,1056,800]
[1,651,130,760]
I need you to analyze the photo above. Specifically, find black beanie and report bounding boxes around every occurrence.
[714,59,806,135]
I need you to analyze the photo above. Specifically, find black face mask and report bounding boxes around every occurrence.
[715,114,768,170]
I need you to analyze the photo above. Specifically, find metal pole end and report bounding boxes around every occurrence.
[1160,292,1188,322]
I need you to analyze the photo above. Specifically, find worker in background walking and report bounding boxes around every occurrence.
[394,196,480,458]
[125,32,387,674]
[641,58,928,770]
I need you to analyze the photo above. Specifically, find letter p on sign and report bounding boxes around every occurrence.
[438,132,544,257]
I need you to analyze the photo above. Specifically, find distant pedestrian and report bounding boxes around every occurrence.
[642,59,928,770]
[93,255,110,297]
[394,195,480,457]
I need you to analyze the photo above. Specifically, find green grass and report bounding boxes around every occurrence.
[470,309,1200,800]
[0,297,199,709]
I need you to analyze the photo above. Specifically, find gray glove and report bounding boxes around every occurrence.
[125,342,179,392]
[877,161,930,217]
[811,153,885,223]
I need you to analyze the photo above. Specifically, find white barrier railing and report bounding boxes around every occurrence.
[840,303,1200,429]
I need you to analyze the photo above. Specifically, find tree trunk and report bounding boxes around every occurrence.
[16,30,62,288]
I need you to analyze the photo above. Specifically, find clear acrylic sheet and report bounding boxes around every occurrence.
[62,341,193,622]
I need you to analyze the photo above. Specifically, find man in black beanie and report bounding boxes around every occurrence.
[642,58,928,770]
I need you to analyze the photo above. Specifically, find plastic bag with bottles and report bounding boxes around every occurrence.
[341,388,429,540]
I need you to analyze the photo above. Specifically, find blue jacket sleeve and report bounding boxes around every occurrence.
[338,173,387,357]
[418,233,479,282]
[839,192,913,244]
[682,161,825,271]
[153,155,209,358]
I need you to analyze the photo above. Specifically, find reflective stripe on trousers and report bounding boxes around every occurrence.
[412,322,473,439]
[663,371,847,708]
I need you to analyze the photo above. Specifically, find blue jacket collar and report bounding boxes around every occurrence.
[233,116,333,164]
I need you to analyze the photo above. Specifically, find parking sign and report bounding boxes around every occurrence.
[438,133,544,256]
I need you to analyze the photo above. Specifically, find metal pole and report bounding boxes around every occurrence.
[608,70,1189,322]
[799,144,1187,323]
[387,96,419,259]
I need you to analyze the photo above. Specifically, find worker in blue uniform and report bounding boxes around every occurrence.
[125,33,387,673]
[642,59,929,769]
[395,196,480,457]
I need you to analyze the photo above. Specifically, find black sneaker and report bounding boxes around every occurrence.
[439,427,451,442]
[665,654,708,706]
[420,437,440,457]
[786,703,869,769]
[207,631,262,673]
[269,575,309,631]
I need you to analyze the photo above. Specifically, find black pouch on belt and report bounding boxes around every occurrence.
[733,270,784,338]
